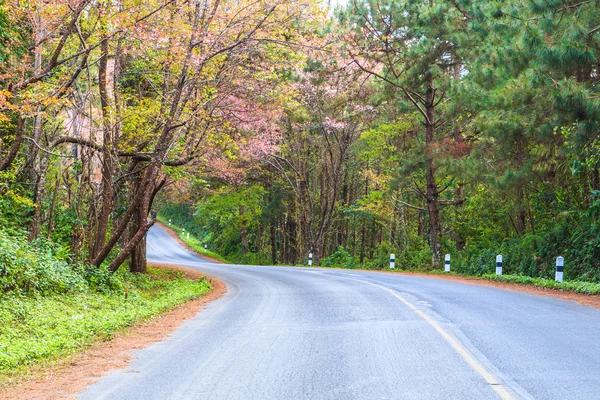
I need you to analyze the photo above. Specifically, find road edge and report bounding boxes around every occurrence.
[377,270,600,309]
[294,266,600,310]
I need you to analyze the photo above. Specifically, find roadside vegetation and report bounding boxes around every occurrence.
[156,214,600,296]
[0,230,211,381]
[482,274,600,296]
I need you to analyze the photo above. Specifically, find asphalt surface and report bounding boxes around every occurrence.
[79,225,600,400]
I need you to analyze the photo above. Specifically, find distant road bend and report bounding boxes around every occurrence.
[80,224,600,400]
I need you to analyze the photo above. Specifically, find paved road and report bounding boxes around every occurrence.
[79,225,600,400]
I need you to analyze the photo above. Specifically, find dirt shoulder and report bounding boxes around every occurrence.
[0,264,226,400]
[156,221,225,264]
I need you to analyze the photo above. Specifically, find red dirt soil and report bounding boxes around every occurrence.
[0,264,226,400]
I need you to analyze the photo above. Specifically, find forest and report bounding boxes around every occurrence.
[1,0,600,284]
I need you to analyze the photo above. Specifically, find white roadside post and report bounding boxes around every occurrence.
[187,232,189,239]
[496,255,503,275]
[204,244,207,253]
[444,254,451,272]
[308,252,313,266]
[390,253,395,269]
[555,256,564,283]
[168,219,172,226]
[182,228,185,236]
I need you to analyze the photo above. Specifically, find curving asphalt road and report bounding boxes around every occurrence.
[79,225,600,400]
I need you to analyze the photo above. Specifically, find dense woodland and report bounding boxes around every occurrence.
[1,0,600,282]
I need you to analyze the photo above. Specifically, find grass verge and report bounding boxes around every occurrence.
[0,267,211,382]
[156,216,229,263]
[481,273,600,295]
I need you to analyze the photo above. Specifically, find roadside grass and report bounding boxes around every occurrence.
[0,267,211,383]
[481,273,600,295]
[155,217,229,263]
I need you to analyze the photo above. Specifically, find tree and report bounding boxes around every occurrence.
[342,0,470,266]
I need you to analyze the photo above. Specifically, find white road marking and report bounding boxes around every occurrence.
[300,268,520,400]
[362,279,516,400]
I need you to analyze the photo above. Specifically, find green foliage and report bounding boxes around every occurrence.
[159,185,280,265]
[0,267,211,376]
[157,202,205,239]
[393,245,433,271]
[0,1,26,65]
[194,185,266,257]
[0,171,34,234]
[0,230,87,295]
[321,246,357,269]
[483,274,600,295]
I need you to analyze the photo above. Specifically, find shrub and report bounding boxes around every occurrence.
[0,231,86,295]
[321,246,357,269]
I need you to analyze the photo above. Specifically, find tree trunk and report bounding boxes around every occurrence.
[47,166,61,240]
[110,218,155,272]
[424,83,442,267]
[285,200,297,264]
[28,150,49,241]
[0,118,24,172]
[512,131,528,235]
[92,38,114,260]
[27,21,45,241]
[359,171,369,263]
[128,175,165,273]
[270,222,277,264]
[240,205,248,254]
[129,206,148,273]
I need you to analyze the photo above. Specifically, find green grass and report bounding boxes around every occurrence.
[0,267,211,380]
[156,217,230,263]
[481,273,600,295]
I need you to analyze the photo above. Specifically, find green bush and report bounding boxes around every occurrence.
[0,230,86,295]
[364,244,394,270]
[395,244,432,270]
[80,265,124,294]
[321,246,357,269]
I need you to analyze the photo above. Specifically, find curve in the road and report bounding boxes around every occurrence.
[79,224,600,400]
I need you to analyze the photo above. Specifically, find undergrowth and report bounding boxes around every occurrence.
[0,230,212,380]
[0,267,211,378]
